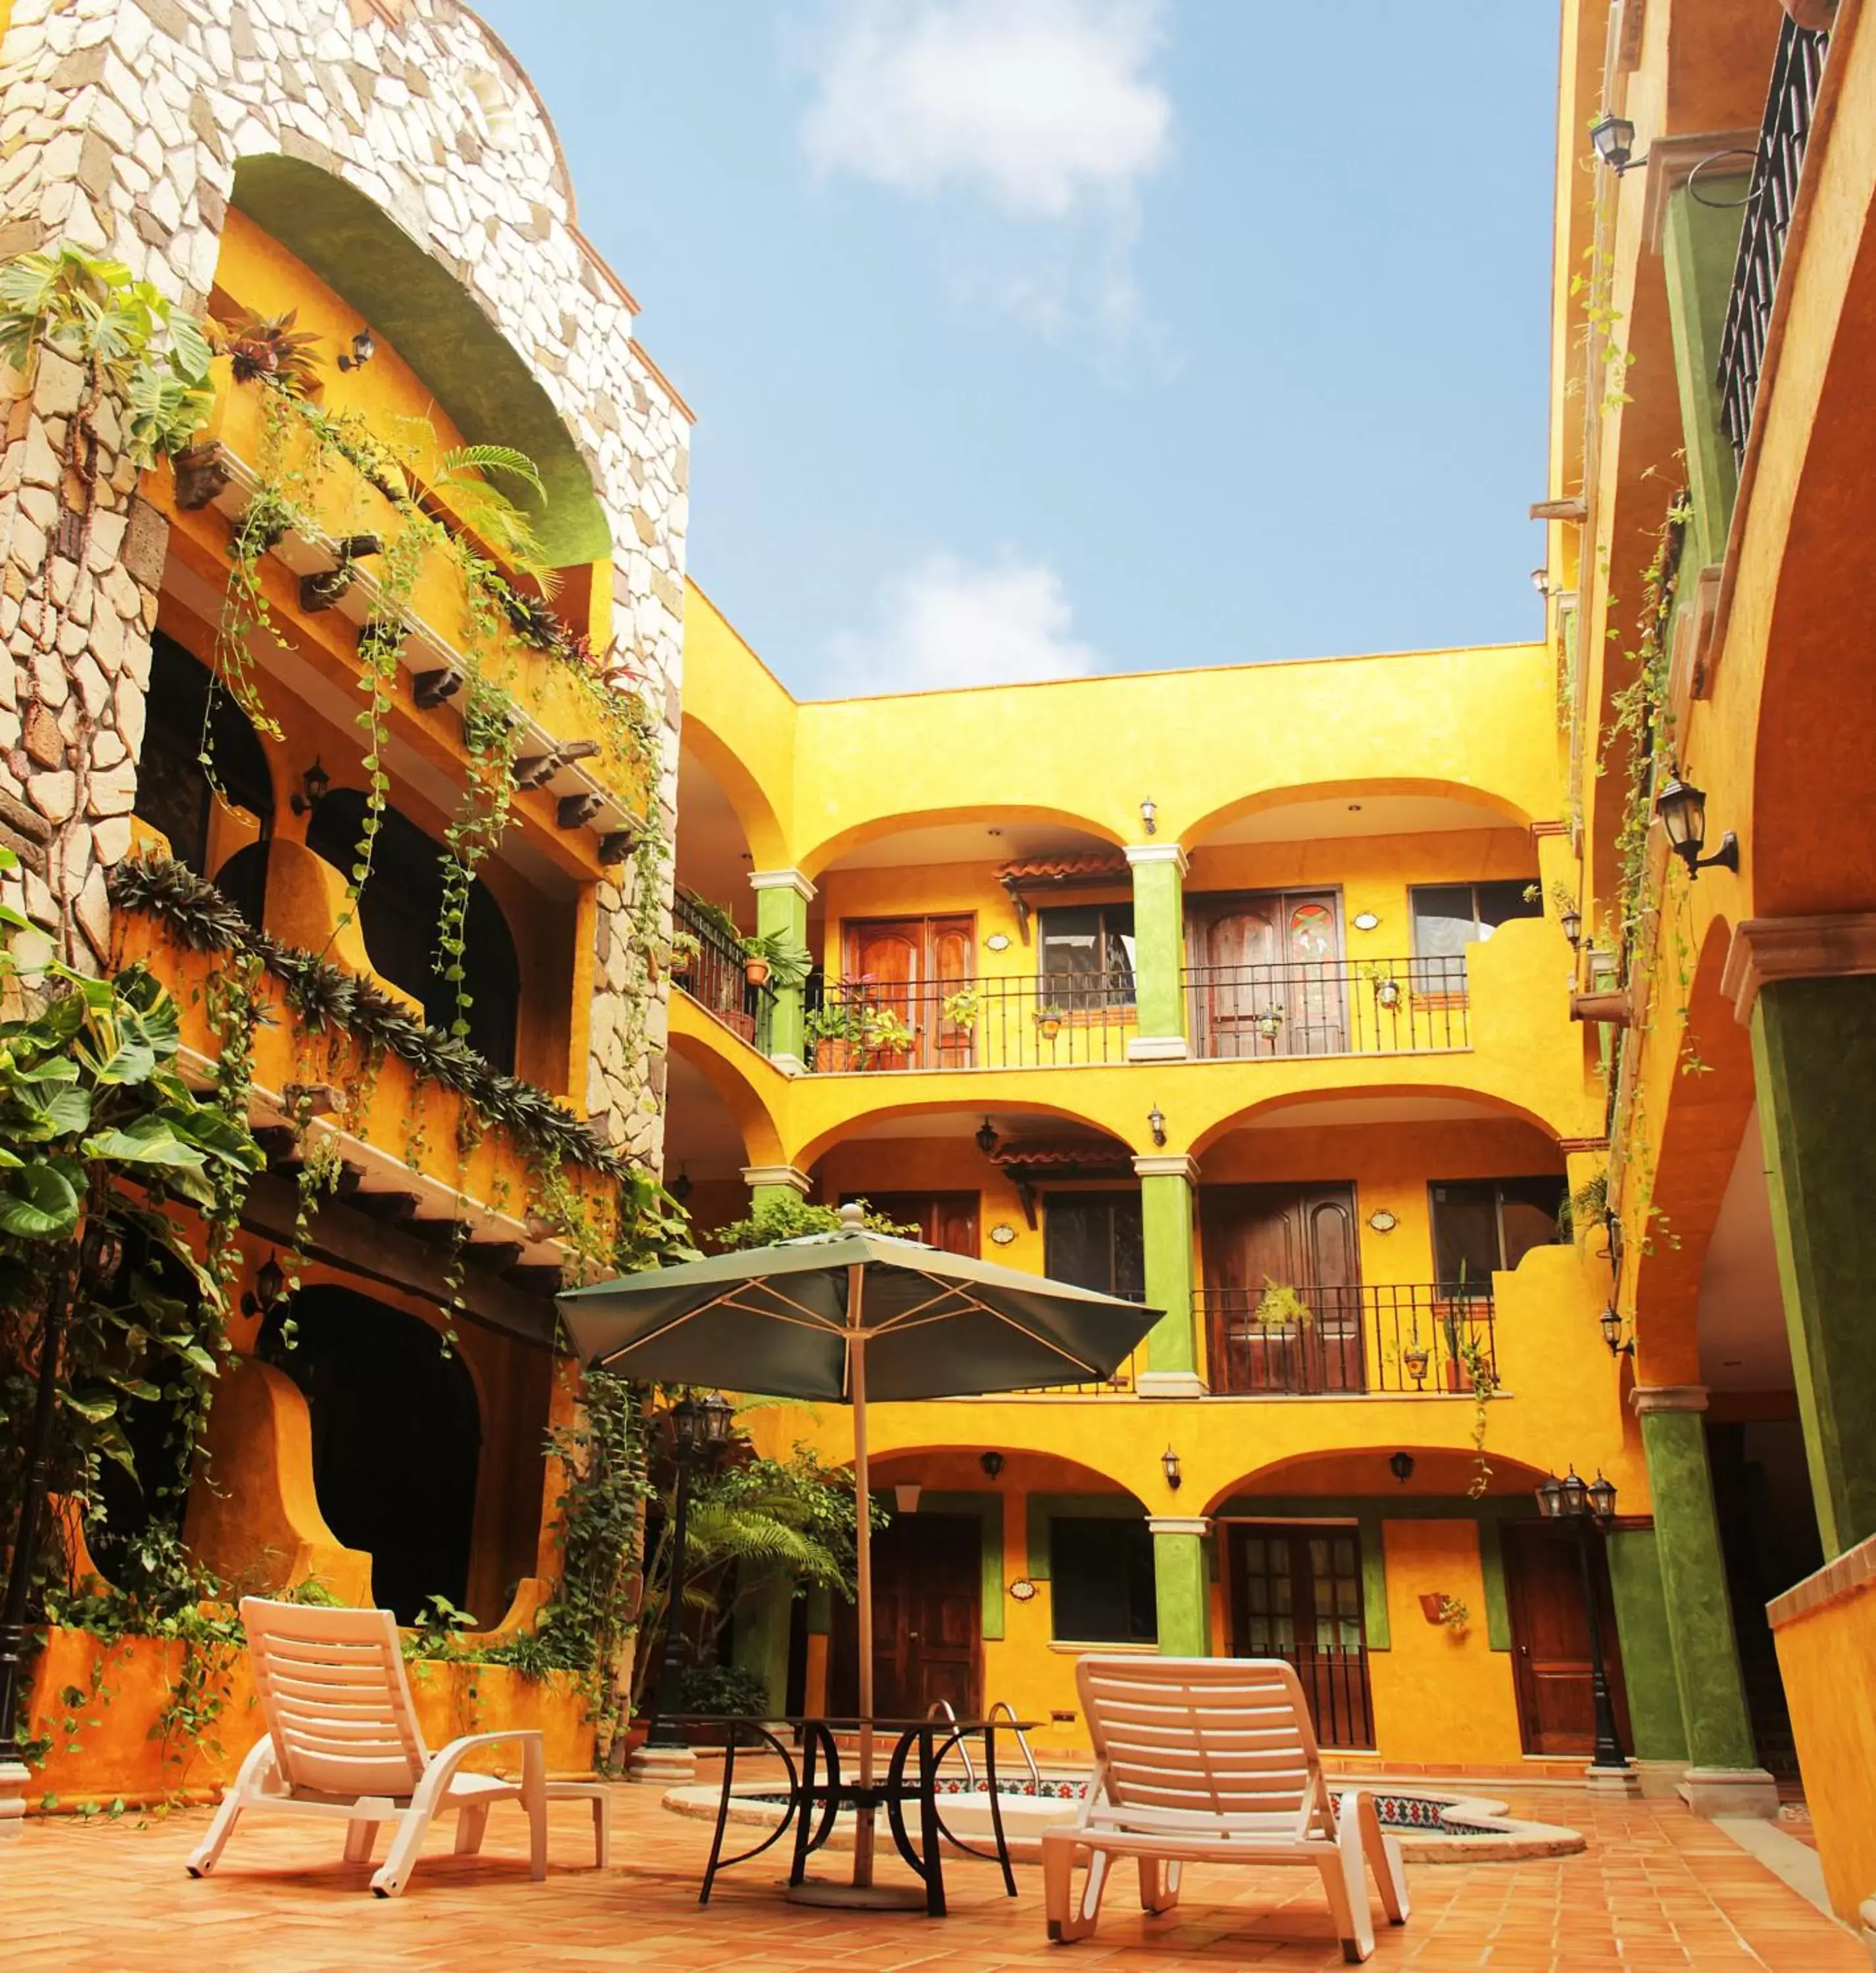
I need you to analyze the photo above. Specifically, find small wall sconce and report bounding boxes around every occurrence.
[980,1450,1004,1480]
[241,1251,286,1319]
[1352,912,1380,932]
[1366,1209,1398,1234]
[1599,1305,1635,1358]
[670,1168,693,1202]
[988,1223,1018,1246]
[290,758,331,817]
[1160,1446,1182,1491]
[1589,114,1643,174]
[1654,773,1739,879]
[1389,1451,1416,1486]
[975,1116,999,1157]
[1147,1104,1167,1148]
[1008,1578,1037,1603]
[893,1482,923,1514]
[1530,566,1553,597]
[1139,798,1158,836]
[335,327,376,372]
[1560,902,1583,948]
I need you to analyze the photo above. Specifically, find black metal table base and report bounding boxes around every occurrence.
[696,1716,1023,1918]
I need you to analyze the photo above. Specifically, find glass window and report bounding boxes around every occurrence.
[1050,1516,1157,1643]
[1039,905,1135,1006]
[1410,881,1540,992]
[1044,1194,1145,1302]
[1431,1177,1566,1292]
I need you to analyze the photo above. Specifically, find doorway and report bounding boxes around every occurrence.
[1200,1184,1362,1393]
[841,915,974,1069]
[1187,891,1345,1058]
[1500,1520,1633,1755]
[1223,1523,1374,1748]
[830,1511,981,1718]
[842,1191,979,1256]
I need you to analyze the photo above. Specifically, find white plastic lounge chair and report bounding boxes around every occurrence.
[185,1597,549,1897]
[1041,1655,1410,1962]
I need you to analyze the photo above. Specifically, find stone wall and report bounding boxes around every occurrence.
[0,0,687,1167]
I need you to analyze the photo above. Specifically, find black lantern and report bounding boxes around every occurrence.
[1598,1305,1633,1357]
[291,758,331,817]
[647,1390,737,1753]
[1536,1471,1565,1520]
[670,1390,734,1459]
[1590,114,1638,172]
[1654,773,1740,879]
[1147,1104,1167,1148]
[1587,1472,1618,1524]
[241,1250,287,1320]
[1560,904,1583,948]
[1532,1462,1629,1768]
[974,1116,998,1157]
[1139,797,1158,836]
[336,327,376,372]
[1559,1467,1589,1518]
[1389,1451,1416,1486]
[670,1169,693,1202]
[1160,1446,1182,1491]
[979,1450,1004,1480]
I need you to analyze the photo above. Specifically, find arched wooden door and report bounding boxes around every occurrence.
[1201,1183,1364,1393]
[1192,892,1345,1058]
[844,915,974,1068]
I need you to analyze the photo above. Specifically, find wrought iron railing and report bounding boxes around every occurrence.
[1002,1340,1148,1398]
[1183,956,1468,1062]
[670,891,774,1054]
[804,971,1135,1072]
[1717,16,1831,466]
[1259,1644,1374,1750]
[1197,1283,1496,1397]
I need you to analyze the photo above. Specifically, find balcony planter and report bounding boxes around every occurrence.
[1402,1342,1431,1385]
[743,956,771,987]
[1035,1006,1066,1042]
[1570,986,1633,1026]
[1255,1010,1285,1042]
[1374,978,1402,1011]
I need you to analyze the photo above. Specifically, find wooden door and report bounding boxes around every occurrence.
[1192,892,1345,1058]
[1225,1524,1374,1749]
[844,915,974,1068]
[1202,1184,1363,1392]
[1501,1521,1633,1755]
[843,1192,979,1257]
[831,1511,981,1719]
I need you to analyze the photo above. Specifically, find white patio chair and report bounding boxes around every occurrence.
[185,1597,548,1897]
[1041,1655,1409,1962]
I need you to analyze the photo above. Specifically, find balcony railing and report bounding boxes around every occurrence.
[805,972,1135,1073]
[1183,956,1468,1061]
[1717,16,1831,466]
[672,892,774,1054]
[1197,1284,1496,1397]
[1255,1644,1374,1751]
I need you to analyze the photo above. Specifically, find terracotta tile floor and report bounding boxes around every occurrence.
[3,1778,1862,1971]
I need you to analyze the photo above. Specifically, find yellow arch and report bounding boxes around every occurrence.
[667,1007,787,1166]
[1183,776,1535,852]
[789,1094,1128,1176]
[802,804,1125,883]
[1189,1081,1566,1159]
[679,709,790,870]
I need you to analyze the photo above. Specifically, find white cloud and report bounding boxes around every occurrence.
[802,0,1170,217]
[822,552,1102,696]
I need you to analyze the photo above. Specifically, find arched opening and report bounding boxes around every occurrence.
[306,792,520,1071]
[261,1286,480,1623]
[133,632,275,928]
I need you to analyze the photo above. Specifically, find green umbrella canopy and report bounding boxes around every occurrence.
[557,1217,1161,1402]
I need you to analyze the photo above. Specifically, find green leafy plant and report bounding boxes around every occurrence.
[739,930,814,991]
[940,985,983,1029]
[1254,1280,1312,1330]
[211,308,322,395]
[708,1194,916,1252]
[1438,1594,1469,1632]
[679,1661,771,1717]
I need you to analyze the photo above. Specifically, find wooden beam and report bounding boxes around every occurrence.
[237,1173,558,1351]
[353,1190,420,1223]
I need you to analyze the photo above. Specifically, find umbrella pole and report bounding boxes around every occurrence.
[849,1264,877,1889]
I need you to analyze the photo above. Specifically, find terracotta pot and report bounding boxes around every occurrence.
[1780,0,1837,29]
[816,1039,856,1073]
[1037,1017,1062,1040]
[1375,979,1402,1010]
[743,957,770,986]
[1570,987,1632,1027]
[1402,1344,1431,1383]
[1418,1593,1448,1625]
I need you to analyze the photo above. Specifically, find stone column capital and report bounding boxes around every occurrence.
[1132,1154,1198,1183]
[1147,1516,1211,1538]
[749,868,816,902]
[1124,842,1189,877]
[1630,1383,1710,1415]
[1721,913,1876,1021]
[741,1164,812,1196]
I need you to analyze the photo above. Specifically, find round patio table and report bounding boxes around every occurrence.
[683,1711,1036,1916]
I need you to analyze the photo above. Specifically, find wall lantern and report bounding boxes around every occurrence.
[1366,1209,1398,1234]
[1389,1451,1416,1486]
[1599,1305,1635,1358]
[988,1223,1018,1246]
[975,1116,999,1157]
[1147,1104,1167,1148]
[1560,902,1583,948]
[1008,1578,1038,1603]
[1160,1446,1182,1491]
[1589,114,1641,174]
[670,1168,693,1202]
[980,1450,1005,1480]
[1654,773,1740,879]
[290,758,331,817]
[1529,566,1552,597]
[241,1250,286,1319]
[1139,798,1158,836]
[336,327,376,372]
[670,1390,735,1459]
[893,1482,923,1515]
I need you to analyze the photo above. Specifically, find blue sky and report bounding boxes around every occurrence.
[477,1,1561,700]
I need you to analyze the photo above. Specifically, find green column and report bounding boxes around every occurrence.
[1124,844,1189,1060]
[741,1165,812,1214]
[1133,1156,1200,1392]
[1150,1519,1210,1657]
[1752,973,1876,1556]
[1604,1524,1690,1764]
[1660,175,1749,567]
[729,1565,794,1717]
[1633,1388,1760,1776]
[749,869,812,1069]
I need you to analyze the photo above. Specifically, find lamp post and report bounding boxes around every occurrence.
[644,1392,735,1755]
[1,1219,124,1809]
[1535,1466,1629,1773]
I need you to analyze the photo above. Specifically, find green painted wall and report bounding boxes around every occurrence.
[1152,1530,1209,1657]
[755,883,809,1061]
[1138,1169,1196,1373]
[1753,977,1876,1556]
[920,1492,1006,1642]
[1604,1525,1691,1763]
[1660,178,1748,569]
[1639,1407,1757,1769]
[1128,853,1187,1042]
[729,1565,794,1717]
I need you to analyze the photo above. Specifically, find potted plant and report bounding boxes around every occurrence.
[805,999,865,1073]
[1034,1002,1066,1042]
[859,1002,915,1062]
[739,929,812,991]
[666,927,701,985]
[1255,1008,1285,1042]
[1254,1281,1312,1332]
[678,1662,773,1745]
[939,983,982,1065]
[1359,961,1402,1011]
[1402,1336,1431,1386]
[1418,1593,1469,1631]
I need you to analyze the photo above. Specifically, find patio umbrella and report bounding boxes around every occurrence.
[558,1202,1160,1901]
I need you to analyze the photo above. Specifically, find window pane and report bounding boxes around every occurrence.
[1476,879,1543,932]
[1432,1181,1499,1293]
[1040,906,1103,979]
[1410,885,1477,956]
[1050,1517,1157,1643]
[1499,1176,1567,1267]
